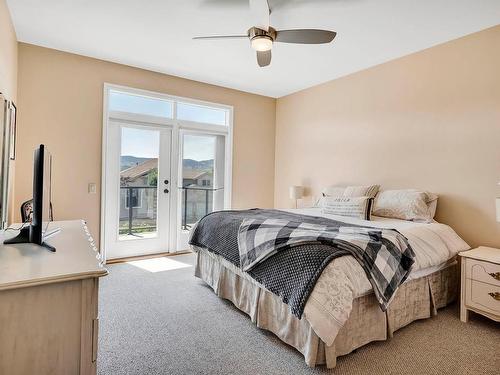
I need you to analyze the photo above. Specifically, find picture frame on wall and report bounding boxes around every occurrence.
[8,101,16,160]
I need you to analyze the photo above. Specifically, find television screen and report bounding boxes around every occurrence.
[30,144,53,246]
[42,148,51,237]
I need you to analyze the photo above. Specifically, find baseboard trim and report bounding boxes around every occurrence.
[106,250,192,264]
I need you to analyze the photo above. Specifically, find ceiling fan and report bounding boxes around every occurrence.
[193,0,337,67]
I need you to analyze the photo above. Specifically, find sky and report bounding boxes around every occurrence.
[183,134,215,161]
[121,127,159,159]
[121,128,215,161]
[112,91,224,160]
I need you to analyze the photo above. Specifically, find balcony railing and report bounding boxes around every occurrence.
[181,187,222,230]
[119,186,222,236]
[120,186,157,237]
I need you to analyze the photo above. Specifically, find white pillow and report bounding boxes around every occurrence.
[322,185,380,198]
[322,186,346,197]
[372,190,434,222]
[321,196,373,220]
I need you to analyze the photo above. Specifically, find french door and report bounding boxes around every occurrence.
[102,84,233,261]
[104,121,172,259]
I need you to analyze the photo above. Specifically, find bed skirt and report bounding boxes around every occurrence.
[194,248,458,368]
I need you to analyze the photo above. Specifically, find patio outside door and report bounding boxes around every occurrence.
[104,121,172,259]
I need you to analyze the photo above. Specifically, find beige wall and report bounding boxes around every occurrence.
[16,43,276,244]
[14,25,500,249]
[0,0,17,101]
[0,0,18,224]
[276,25,500,248]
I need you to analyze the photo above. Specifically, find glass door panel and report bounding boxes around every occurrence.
[181,134,216,230]
[177,132,227,250]
[104,122,171,259]
[119,127,159,239]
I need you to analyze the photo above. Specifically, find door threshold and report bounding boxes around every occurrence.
[106,250,192,264]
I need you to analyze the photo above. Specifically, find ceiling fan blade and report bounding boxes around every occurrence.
[193,35,248,40]
[256,50,271,67]
[275,29,337,44]
[249,0,270,31]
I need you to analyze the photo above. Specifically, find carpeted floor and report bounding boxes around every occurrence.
[98,253,500,375]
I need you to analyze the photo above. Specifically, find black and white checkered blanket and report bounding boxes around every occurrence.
[238,217,415,312]
[189,209,415,317]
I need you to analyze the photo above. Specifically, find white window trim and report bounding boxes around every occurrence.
[101,83,233,260]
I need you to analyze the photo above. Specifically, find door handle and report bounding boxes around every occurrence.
[164,179,169,185]
[164,188,169,194]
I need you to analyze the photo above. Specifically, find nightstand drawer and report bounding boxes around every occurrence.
[465,258,500,287]
[466,279,500,314]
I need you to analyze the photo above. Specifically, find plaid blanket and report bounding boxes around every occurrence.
[189,209,415,317]
[238,218,415,311]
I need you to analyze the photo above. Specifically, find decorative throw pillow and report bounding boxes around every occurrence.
[343,185,380,199]
[321,196,373,220]
[322,185,380,198]
[423,191,439,218]
[372,190,433,222]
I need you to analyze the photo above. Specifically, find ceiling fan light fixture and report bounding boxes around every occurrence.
[251,36,273,51]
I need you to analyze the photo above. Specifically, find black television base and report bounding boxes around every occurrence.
[4,227,56,252]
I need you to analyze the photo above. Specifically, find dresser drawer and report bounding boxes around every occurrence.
[466,279,500,315]
[465,258,500,287]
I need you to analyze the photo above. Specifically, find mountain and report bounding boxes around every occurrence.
[120,156,152,171]
[121,156,214,171]
[182,159,213,170]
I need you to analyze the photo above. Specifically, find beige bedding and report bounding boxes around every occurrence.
[192,208,469,347]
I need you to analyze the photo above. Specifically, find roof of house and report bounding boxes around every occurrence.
[183,169,211,180]
[120,158,157,180]
[121,159,212,182]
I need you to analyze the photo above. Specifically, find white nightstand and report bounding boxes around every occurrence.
[459,247,500,322]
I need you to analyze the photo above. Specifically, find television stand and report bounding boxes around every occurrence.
[41,241,56,252]
[3,226,57,252]
[0,220,107,375]
[3,226,30,244]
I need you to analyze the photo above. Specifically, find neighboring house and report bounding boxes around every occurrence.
[121,158,158,187]
[182,169,213,188]
[119,158,213,229]
[119,159,158,224]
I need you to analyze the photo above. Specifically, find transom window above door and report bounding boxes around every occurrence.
[109,91,173,118]
[108,88,231,126]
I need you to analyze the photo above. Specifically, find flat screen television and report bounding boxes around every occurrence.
[4,144,57,251]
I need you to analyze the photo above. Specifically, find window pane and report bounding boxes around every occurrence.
[109,90,173,118]
[177,102,227,125]
[181,134,216,230]
[119,127,159,240]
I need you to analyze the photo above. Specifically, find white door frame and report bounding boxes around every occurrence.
[101,83,233,262]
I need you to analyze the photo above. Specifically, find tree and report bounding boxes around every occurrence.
[147,168,158,186]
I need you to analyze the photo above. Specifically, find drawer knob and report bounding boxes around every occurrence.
[488,292,500,301]
[488,272,500,281]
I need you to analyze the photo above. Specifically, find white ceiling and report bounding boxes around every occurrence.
[7,0,500,98]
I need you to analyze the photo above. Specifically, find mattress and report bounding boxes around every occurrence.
[192,208,470,346]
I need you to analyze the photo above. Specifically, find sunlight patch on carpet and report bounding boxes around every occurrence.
[127,257,192,273]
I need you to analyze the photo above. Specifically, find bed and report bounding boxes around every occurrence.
[190,207,470,368]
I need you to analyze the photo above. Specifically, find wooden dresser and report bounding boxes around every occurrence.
[0,220,108,375]
[459,246,500,323]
